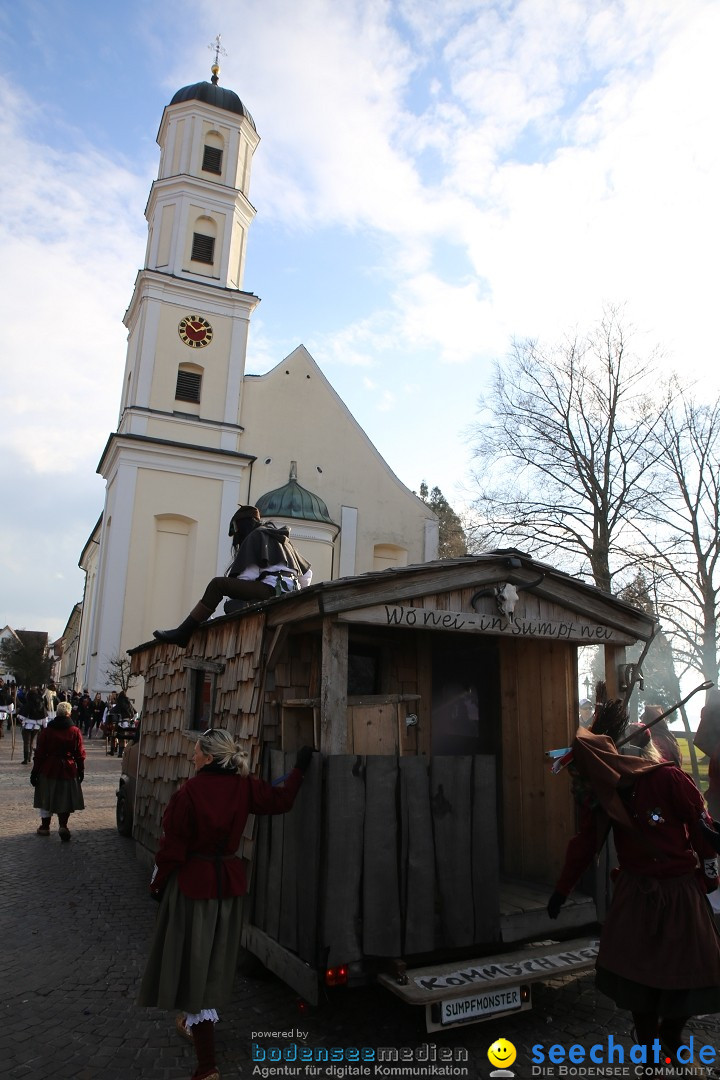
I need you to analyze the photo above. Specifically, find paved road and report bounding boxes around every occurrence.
[2,727,720,1080]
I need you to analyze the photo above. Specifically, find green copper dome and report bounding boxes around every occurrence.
[256,467,335,525]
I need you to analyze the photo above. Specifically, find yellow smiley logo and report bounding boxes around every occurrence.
[488,1039,517,1069]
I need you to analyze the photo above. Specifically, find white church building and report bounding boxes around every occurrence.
[73,69,438,695]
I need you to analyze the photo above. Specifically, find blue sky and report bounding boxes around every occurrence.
[1,0,718,640]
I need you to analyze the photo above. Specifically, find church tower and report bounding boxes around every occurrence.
[83,63,261,692]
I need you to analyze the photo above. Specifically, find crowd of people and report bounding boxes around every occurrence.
[0,681,137,741]
[0,678,139,839]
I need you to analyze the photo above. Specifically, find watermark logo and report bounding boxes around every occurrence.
[488,1038,517,1077]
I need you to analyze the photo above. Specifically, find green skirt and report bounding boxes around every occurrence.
[137,876,245,1013]
[34,776,84,814]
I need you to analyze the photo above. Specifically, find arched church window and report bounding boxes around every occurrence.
[175,363,203,403]
[373,543,408,571]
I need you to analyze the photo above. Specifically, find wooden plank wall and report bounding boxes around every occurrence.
[131,617,324,860]
[250,752,501,968]
[498,637,577,881]
[130,612,270,857]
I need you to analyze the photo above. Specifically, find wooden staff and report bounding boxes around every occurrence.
[616,680,714,750]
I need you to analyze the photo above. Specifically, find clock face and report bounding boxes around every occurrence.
[178,314,213,348]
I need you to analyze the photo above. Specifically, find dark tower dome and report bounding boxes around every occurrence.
[256,464,335,525]
[169,81,256,130]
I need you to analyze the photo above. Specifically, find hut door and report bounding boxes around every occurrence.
[499,637,577,882]
[430,637,500,756]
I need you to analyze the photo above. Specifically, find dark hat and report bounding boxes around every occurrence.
[228,505,261,535]
[624,722,651,748]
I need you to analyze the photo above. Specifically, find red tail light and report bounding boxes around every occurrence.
[324,965,348,987]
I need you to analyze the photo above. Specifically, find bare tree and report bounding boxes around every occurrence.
[640,386,720,685]
[103,653,137,694]
[469,307,660,592]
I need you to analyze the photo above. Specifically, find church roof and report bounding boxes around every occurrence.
[256,476,335,525]
[169,81,256,130]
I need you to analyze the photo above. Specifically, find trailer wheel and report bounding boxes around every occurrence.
[116,788,133,837]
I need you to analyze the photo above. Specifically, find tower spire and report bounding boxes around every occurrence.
[208,34,228,85]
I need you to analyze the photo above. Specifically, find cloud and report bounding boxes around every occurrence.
[0,76,148,476]
[186,0,720,376]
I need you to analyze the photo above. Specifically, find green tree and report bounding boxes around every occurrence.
[0,634,52,686]
[418,482,468,558]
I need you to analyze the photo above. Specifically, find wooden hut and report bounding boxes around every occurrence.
[129,551,655,1013]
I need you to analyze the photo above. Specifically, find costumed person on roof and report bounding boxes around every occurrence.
[547,697,720,1068]
[153,505,312,647]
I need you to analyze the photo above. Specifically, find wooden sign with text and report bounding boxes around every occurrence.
[338,604,634,644]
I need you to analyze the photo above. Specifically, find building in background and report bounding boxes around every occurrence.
[73,69,437,694]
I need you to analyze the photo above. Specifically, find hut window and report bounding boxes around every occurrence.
[348,647,380,696]
[191,669,214,729]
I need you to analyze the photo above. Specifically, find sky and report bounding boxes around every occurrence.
[0,0,718,644]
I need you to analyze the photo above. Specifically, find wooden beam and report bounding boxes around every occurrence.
[241,923,319,1005]
[320,618,349,754]
[603,644,626,699]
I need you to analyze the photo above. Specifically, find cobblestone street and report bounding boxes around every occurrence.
[2,728,720,1080]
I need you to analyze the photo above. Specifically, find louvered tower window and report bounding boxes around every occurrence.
[191,232,215,264]
[202,145,223,174]
[175,368,202,403]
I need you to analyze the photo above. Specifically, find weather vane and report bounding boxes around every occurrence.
[208,34,228,84]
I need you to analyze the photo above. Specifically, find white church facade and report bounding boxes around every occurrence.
[74,72,438,695]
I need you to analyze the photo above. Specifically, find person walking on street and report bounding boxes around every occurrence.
[20,686,47,764]
[90,692,106,738]
[138,728,314,1080]
[77,690,93,737]
[31,700,85,841]
[43,682,58,721]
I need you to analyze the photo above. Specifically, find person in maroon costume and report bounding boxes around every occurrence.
[31,699,85,840]
[138,728,314,1080]
[640,703,683,767]
[548,701,720,1068]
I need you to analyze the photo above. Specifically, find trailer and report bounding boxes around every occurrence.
[129,551,655,1029]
